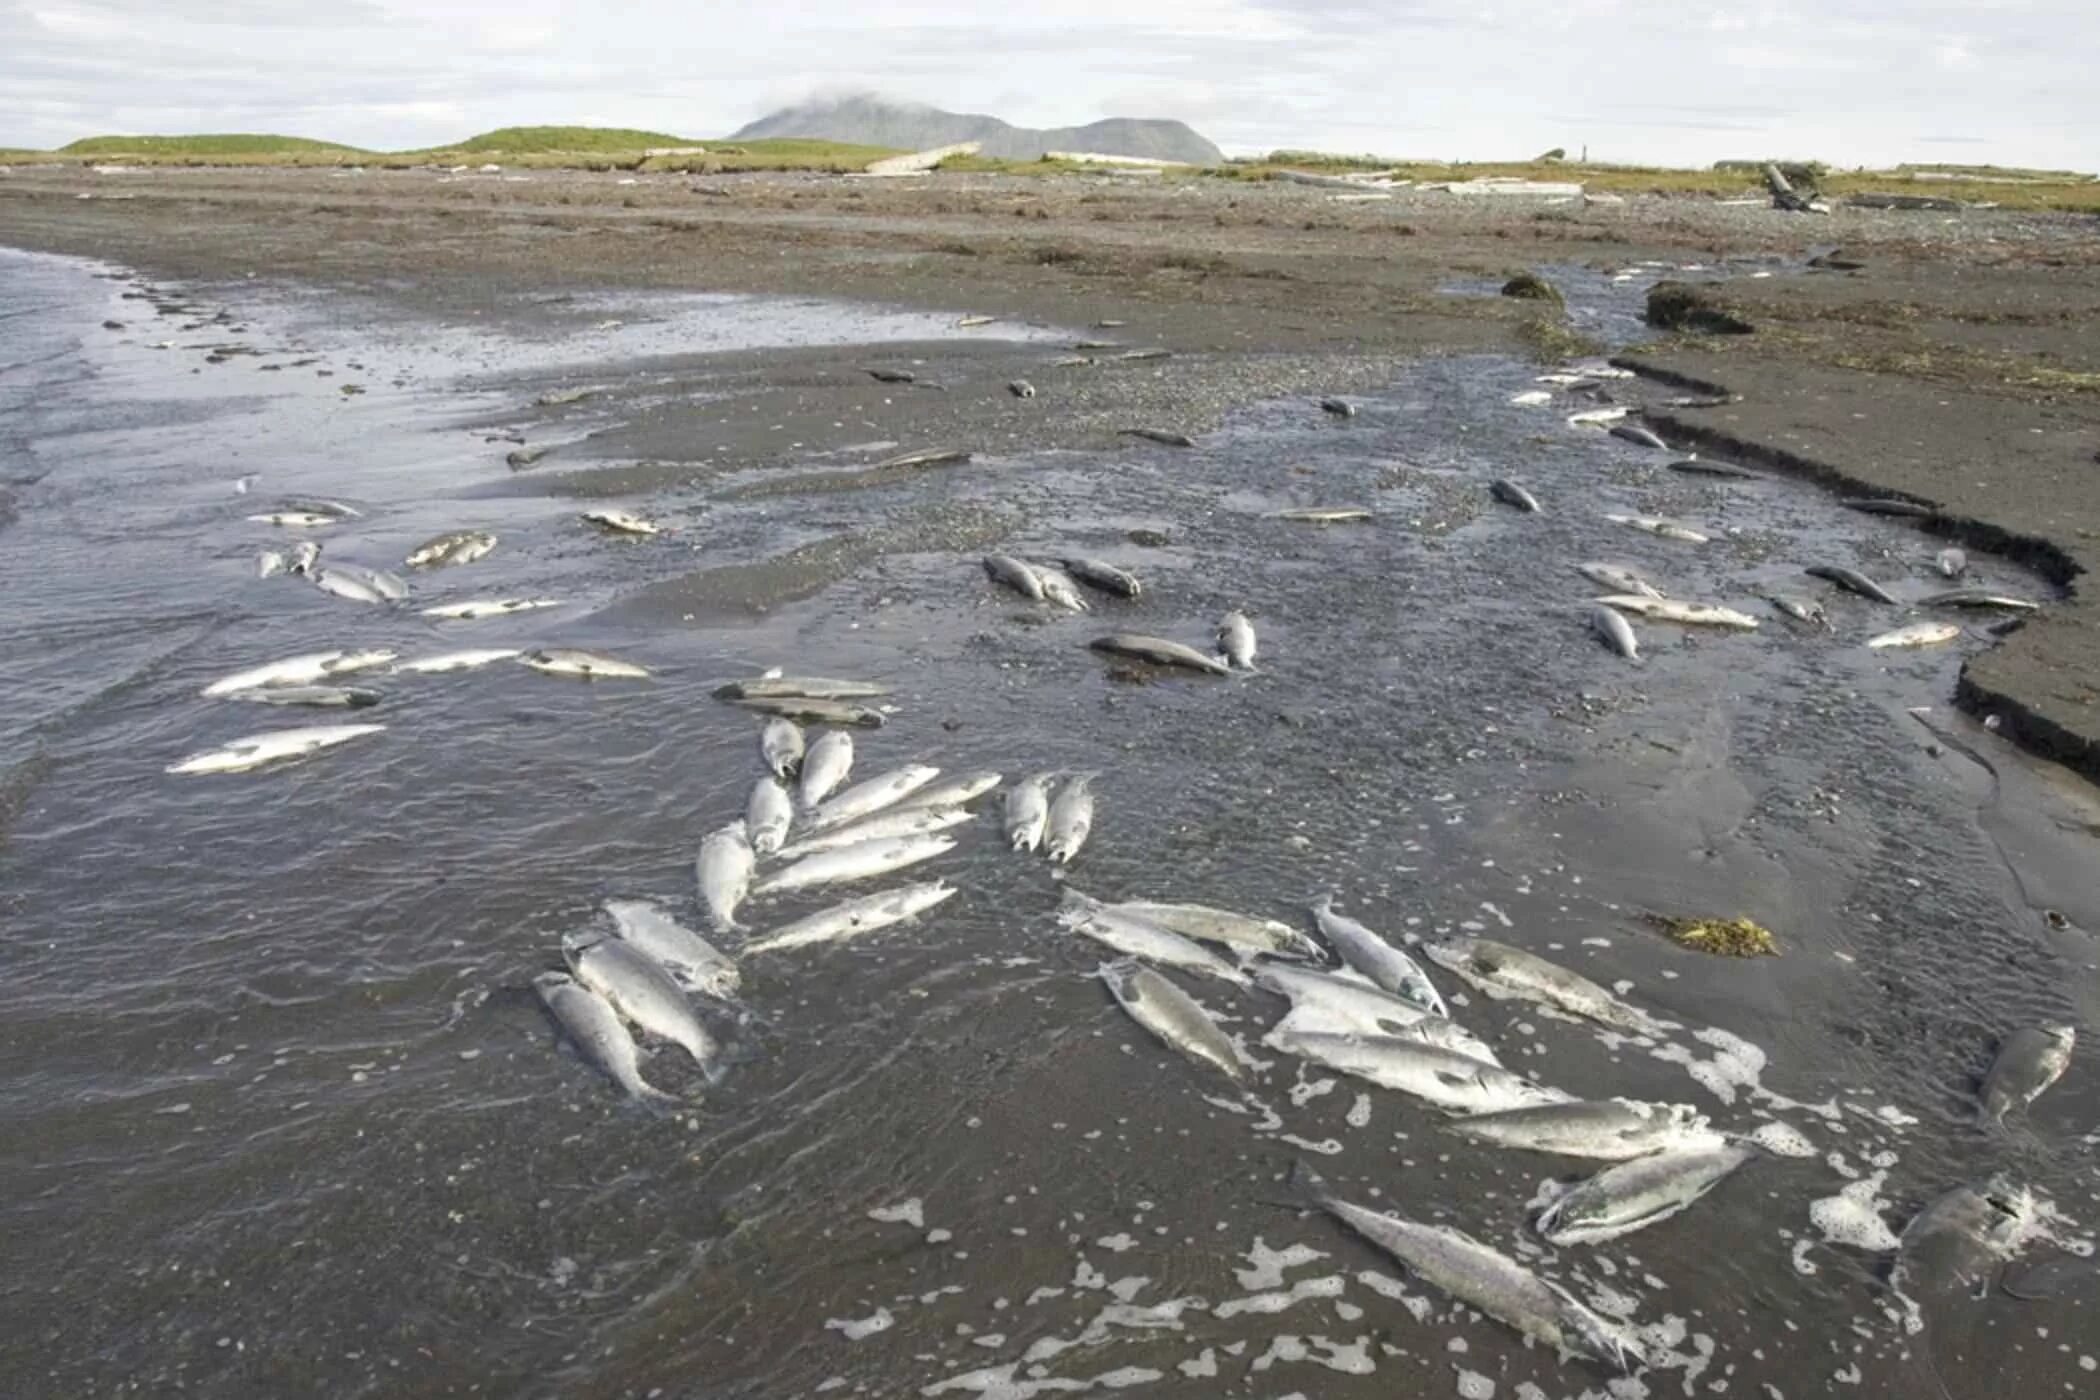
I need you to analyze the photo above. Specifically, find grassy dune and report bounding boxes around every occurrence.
[59,133,365,157]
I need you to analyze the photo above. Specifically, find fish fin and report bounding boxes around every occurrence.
[635,1083,688,1115]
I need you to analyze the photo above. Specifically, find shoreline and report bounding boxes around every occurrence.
[2,162,2095,779]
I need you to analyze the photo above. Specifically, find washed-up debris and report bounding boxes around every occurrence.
[1645,914,1780,958]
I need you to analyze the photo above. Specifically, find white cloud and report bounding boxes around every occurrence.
[0,0,2093,167]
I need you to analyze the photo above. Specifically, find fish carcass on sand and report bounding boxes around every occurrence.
[419,597,561,620]
[746,776,794,855]
[582,508,662,536]
[392,648,522,675]
[1274,507,1372,523]
[983,554,1045,602]
[760,717,805,780]
[1490,479,1541,513]
[1767,595,1829,628]
[518,648,651,679]
[1088,634,1233,676]
[1894,1177,2034,1303]
[1918,588,2040,612]
[604,898,739,999]
[1120,901,1319,960]
[1577,563,1665,599]
[1100,960,1245,1082]
[1058,891,1251,986]
[753,834,957,898]
[1867,622,1961,650]
[1286,1161,1644,1372]
[694,821,756,933]
[1045,774,1095,864]
[725,695,887,726]
[1217,611,1257,670]
[1806,564,1898,604]
[1004,772,1053,852]
[563,934,725,1081]
[1268,1028,1569,1113]
[1596,596,1760,630]
[774,804,970,860]
[1606,514,1708,543]
[1535,1146,1756,1246]
[1445,1100,1724,1160]
[797,731,855,808]
[1425,936,1660,1032]
[1609,422,1667,450]
[742,881,957,955]
[714,676,891,701]
[1588,604,1639,660]
[533,972,679,1109]
[1935,548,1968,579]
[1312,895,1446,1016]
[166,723,385,775]
[808,763,940,830]
[1979,1025,2075,1123]
[405,530,497,569]
[1036,567,1091,613]
[1060,558,1142,599]
[1266,998,1500,1067]
[201,648,398,697]
[898,770,1002,812]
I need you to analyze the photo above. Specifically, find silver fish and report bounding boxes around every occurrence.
[1088,634,1232,676]
[1424,936,1658,1032]
[1060,558,1142,599]
[287,540,321,576]
[582,508,661,536]
[760,718,804,779]
[1445,1099,1724,1160]
[309,566,388,605]
[391,648,522,674]
[753,833,957,897]
[1311,895,1446,1016]
[1255,962,1441,1033]
[1979,1025,2075,1123]
[202,648,397,696]
[797,731,855,808]
[695,821,755,933]
[166,722,385,775]
[419,597,561,620]
[1120,902,1318,959]
[774,804,969,860]
[1288,1161,1644,1372]
[283,497,362,520]
[1535,1145,1755,1245]
[1217,611,1257,670]
[1806,563,1898,604]
[1935,548,1968,580]
[725,695,887,726]
[1577,563,1664,599]
[518,648,651,679]
[248,511,337,528]
[564,934,724,1080]
[1037,567,1091,613]
[604,898,739,999]
[1597,595,1760,630]
[1867,622,1961,650]
[984,553,1045,602]
[898,770,1002,812]
[808,763,939,830]
[746,777,794,855]
[1058,891,1251,986]
[1490,479,1541,513]
[742,880,957,955]
[1101,960,1245,1082]
[533,971,679,1109]
[1606,513,1708,543]
[1268,1001,1500,1067]
[1005,772,1053,852]
[1919,588,2040,612]
[1588,604,1639,660]
[1768,594,1829,628]
[1268,1028,1569,1113]
[231,685,380,709]
[1274,506,1372,523]
[1045,774,1095,864]
[1609,422,1668,450]
[714,676,891,701]
[405,529,497,569]
[1895,1176,2034,1300]
[257,549,286,578]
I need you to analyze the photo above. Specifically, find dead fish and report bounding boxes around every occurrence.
[1768,594,1830,628]
[1489,479,1541,513]
[1895,1176,2032,1301]
[1919,588,2039,612]
[774,804,969,860]
[582,508,662,536]
[563,934,725,1080]
[404,530,497,569]
[1596,595,1760,630]
[1037,567,1091,613]
[1060,558,1142,599]
[1667,459,1761,480]
[2000,1252,2100,1301]
[1425,935,1660,1032]
[1119,428,1195,448]
[741,880,957,955]
[604,898,739,999]
[873,447,970,470]
[1807,564,1899,604]
[1008,379,1037,398]
[1979,1025,2075,1123]
[808,763,940,831]
[257,550,286,578]
[1045,774,1095,864]
[1578,563,1664,599]
[1841,497,1939,519]
[984,554,1046,602]
[1607,514,1708,543]
[714,676,891,701]
[1867,622,1961,650]
[1588,604,1639,660]
[1318,397,1356,418]
[247,511,337,528]
[1100,960,1244,1081]
[753,833,957,897]
[518,649,650,680]
[1088,634,1232,676]
[1217,611,1257,670]
[746,776,793,855]
[1535,1145,1757,1246]
[1004,772,1053,852]
[695,821,756,933]
[1311,895,1445,1016]
[166,723,385,775]
[956,315,997,328]
[866,367,915,384]
[1274,507,1372,523]
[1935,548,1968,579]
[760,718,804,779]
[898,770,1002,812]
[1447,1100,1725,1161]
[798,731,855,808]
[419,597,560,620]
[1567,407,1630,427]
[1271,1029,1570,1114]
[725,695,886,726]
[1609,423,1669,450]
[533,972,679,1109]
[231,685,380,709]
[1058,891,1250,986]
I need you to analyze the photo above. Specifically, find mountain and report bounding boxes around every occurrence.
[731,95,1222,165]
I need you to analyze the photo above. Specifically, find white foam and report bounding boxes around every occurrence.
[1280,1134,1345,1156]
[1215,1274,1346,1318]
[1809,1170,1903,1253]
[870,1198,925,1229]
[1177,1349,1218,1379]
[1347,1094,1372,1128]
[1290,1074,1338,1107]
[1250,1335,1375,1375]
[1094,1234,1136,1253]
[1457,1370,1496,1399]
[826,1307,894,1341]
[1237,1239,1329,1291]
[1748,1121,1817,1158]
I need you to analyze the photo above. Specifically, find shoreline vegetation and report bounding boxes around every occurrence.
[4,128,2096,212]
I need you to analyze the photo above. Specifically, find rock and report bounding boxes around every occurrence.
[1500,271,1563,305]
[1126,528,1170,548]
[1646,282,1754,335]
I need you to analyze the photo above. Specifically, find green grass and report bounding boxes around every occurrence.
[433,126,699,155]
[57,133,366,157]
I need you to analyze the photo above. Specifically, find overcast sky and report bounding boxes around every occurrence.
[3,1,2094,169]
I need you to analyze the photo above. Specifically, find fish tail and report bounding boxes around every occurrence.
[635,1082,686,1115]
[1275,1158,1331,1208]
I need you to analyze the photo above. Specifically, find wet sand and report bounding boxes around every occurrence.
[2,163,2095,776]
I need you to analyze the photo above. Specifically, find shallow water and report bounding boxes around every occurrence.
[2,245,2096,1399]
